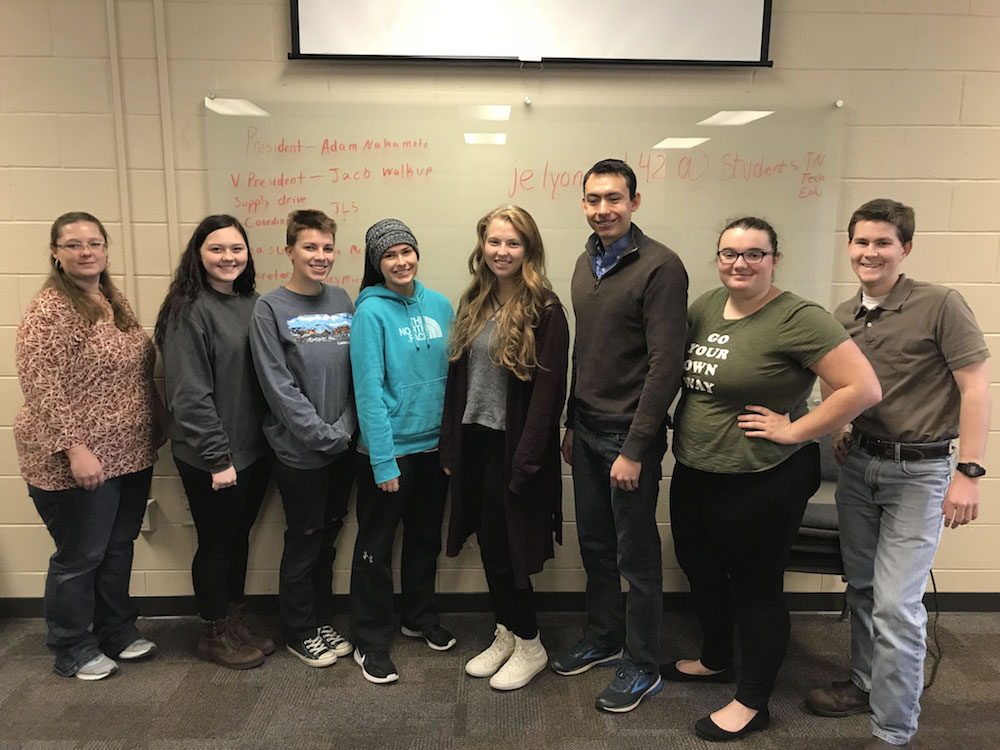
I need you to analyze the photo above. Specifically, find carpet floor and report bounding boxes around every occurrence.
[1,610,998,749]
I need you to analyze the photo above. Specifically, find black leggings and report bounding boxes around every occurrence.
[669,443,820,710]
[462,425,537,639]
[176,457,270,621]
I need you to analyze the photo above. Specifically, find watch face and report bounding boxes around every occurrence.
[958,462,986,478]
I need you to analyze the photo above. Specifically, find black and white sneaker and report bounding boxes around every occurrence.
[286,632,337,668]
[400,623,456,651]
[354,647,399,684]
[318,625,354,657]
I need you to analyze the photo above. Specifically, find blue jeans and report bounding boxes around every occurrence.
[29,468,153,677]
[836,445,950,745]
[572,423,666,673]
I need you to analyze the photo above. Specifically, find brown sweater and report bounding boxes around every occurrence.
[567,224,688,460]
[15,287,163,490]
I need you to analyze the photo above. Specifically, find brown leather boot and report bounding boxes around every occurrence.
[227,602,276,656]
[197,618,265,670]
[805,680,872,717]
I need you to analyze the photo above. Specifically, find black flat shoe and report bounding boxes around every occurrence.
[694,709,770,742]
[660,659,735,684]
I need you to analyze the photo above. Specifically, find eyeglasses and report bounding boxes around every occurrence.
[716,249,774,264]
[56,241,107,252]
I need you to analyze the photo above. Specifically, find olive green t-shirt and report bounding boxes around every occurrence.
[672,288,848,474]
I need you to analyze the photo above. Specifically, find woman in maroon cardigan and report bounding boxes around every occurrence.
[440,205,569,691]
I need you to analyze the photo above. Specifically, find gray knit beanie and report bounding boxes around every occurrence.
[365,218,419,270]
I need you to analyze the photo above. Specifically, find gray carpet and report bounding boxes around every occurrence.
[1,611,998,749]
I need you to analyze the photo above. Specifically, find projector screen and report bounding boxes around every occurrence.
[290,0,773,66]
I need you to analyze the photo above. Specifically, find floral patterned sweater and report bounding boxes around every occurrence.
[15,287,163,491]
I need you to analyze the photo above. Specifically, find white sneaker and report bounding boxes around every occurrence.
[489,633,547,691]
[117,638,156,661]
[465,624,515,678]
[75,653,119,681]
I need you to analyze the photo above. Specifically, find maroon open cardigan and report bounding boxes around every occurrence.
[440,293,569,587]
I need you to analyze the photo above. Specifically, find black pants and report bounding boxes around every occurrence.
[669,443,820,710]
[272,453,354,640]
[462,425,536,639]
[176,457,270,621]
[350,451,448,651]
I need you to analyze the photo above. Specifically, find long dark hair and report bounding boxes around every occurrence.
[46,211,137,331]
[154,215,255,350]
[360,253,385,291]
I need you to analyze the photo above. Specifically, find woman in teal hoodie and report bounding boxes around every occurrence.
[349,218,456,685]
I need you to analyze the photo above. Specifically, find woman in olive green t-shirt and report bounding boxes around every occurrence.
[664,217,881,742]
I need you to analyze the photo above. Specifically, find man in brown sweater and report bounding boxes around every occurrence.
[549,158,688,713]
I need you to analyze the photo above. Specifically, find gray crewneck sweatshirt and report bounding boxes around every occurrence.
[250,284,357,469]
[162,289,267,473]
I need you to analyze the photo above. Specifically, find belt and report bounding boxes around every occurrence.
[854,432,951,461]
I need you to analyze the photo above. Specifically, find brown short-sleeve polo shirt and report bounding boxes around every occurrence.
[834,274,989,443]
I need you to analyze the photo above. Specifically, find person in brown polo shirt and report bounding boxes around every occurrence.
[806,199,991,749]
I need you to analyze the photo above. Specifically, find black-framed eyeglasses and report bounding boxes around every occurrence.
[716,249,774,264]
[56,241,107,252]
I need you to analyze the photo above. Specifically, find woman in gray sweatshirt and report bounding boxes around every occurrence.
[155,215,272,671]
[249,209,357,669]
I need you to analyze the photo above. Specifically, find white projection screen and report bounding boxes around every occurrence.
[290,0,773,66]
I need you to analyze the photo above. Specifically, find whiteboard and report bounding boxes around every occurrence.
[205,99,842,311]
[291,0,773,65]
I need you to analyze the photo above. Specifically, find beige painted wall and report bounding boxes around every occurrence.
[0,0,998,600]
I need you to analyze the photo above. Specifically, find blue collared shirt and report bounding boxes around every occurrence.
[589,231,633,279]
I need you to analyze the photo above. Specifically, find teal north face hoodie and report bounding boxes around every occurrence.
[350,279,455,484]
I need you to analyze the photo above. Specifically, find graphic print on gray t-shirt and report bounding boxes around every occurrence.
[285,312,352,344]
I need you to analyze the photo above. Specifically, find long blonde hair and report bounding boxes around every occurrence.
[449,206,552,382]
[46,212,136,331]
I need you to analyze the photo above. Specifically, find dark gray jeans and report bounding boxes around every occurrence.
[29,468,153,676]
[571,423,666,674]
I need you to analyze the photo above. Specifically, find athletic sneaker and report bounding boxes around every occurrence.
[548,638,623,676]
[75,653,119,681]
[354,647,399,684]
[318,625,354,657]
[400,623,456,651]
[117,638,156,661]
[285,631,337,668]
[595,663,662,713]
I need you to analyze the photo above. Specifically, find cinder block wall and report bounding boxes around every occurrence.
[0,0,997,600]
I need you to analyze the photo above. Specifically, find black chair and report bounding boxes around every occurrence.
[787,435,844,577]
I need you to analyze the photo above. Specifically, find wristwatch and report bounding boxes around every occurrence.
[956,462,987,478]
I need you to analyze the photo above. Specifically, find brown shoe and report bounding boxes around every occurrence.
[806,680,872,717]
[227,602,276,656]
[197,618,265,670]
